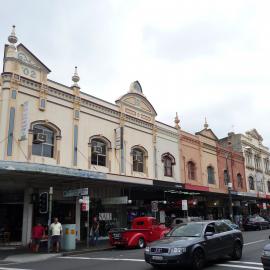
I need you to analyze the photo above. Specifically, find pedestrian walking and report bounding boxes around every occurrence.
[90,216,99,246]
[31,222,45,252]
[50,217,62,252]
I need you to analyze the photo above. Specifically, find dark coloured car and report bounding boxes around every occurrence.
[144,220,243,270]
[261,241,270,270]
[243,216,270,231]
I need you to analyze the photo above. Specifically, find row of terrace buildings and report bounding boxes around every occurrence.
[1,27,270,245]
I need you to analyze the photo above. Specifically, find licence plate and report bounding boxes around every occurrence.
[152,256,163,261]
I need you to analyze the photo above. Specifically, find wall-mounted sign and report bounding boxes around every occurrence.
[63,188,88,198]
[115,127,123,150]
[102,196,128,205]
[20,101,29,140]
[99,212,112,221]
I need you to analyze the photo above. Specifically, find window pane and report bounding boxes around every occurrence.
[42,144,54,158]
[44,130,54,144]
[138,162,144,172]
[97,155,106,166]
[91,153,98,165]
[32,143,42,156]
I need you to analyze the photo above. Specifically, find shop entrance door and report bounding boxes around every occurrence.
[0,203,23,242]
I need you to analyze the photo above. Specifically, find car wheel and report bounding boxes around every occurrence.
[137,238,145,249]
[192,248,205,270]
[230,242,242,260]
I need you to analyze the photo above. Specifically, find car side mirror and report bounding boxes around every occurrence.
[205,231,214,237]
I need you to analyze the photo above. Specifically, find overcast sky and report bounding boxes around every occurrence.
[1,0,270,146]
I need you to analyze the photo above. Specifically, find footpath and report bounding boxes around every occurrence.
[0,241,113,264]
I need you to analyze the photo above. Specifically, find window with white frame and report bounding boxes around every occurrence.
[132,148,144,172]
[32,124,55,158]
[91,139,107,166]
[264,158,270,174]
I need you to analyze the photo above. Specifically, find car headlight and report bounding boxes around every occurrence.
[262,250,270,257]
[170,247,186,254]
[145,246,150,253]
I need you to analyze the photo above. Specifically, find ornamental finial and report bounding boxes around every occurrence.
[72,66,80,87]
[174,112,180,129]
[8,25,18,46]
[204,117,209,129]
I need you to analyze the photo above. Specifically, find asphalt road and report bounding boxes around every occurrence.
[1,229,270,270]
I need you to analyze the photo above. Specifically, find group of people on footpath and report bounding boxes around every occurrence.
[31,217,100,252]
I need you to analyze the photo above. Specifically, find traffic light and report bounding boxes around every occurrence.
[39,192,48,214]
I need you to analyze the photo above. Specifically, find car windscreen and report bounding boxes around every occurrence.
[168,223,203,237]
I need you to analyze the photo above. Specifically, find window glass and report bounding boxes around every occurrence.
[188,161,196,180]
[91,139,107,166]
[11,90,17,99]
[205,223,216,234]
[32,124,55,158]
[215,221,232,233]
[7,107,15,156]
[164,156,173,177]
[133,149,144,172]
[249,176,255,190]
[207,166,215,184]
[237,174,243,188]
[169,223,203,237]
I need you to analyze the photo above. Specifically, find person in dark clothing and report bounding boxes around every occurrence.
[90,216,99,246]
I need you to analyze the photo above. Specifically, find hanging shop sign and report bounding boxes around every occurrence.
[151,201,159,212]
[20,101,29,140]
[63,188,88,198]
[182,200,188,211]
[102,196,128,205]
[81,196,89,212]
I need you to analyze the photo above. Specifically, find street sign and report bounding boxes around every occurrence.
[182,200,188,211]
[151,201,158,212]
[63,188,88,198]
[81,196,89,212]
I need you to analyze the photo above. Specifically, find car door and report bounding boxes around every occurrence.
[215,221,234,255]
[204,222,220,260]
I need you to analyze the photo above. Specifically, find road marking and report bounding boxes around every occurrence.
[228,261,263,265]
[60,256,145,262]
[215,264,263,269]
[0,266,30,270]
[244,239,267,246]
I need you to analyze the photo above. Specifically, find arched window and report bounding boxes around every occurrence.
[162,153,175,177]
[249,176,255,190]
[132,148,144,172]
[207,166,215,184]
[187,161,196,180]
[91,138,107,166]
[32,124,55,158]
[237,173,243,188]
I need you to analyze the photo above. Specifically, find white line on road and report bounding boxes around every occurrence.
[60,256,145,262]
[228,261,263,265]
[0,266,30,270]
[215,263,263,270]
[244,239,268,246]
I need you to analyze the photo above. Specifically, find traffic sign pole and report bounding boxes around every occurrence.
[48,187,53,253]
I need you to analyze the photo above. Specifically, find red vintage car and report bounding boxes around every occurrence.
[109,216,170,248]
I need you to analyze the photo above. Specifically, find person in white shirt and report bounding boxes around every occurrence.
[50,217,62,252]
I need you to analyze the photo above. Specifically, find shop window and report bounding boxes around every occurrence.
[133,148,144,172]
[187,161,196,180]
[162,153,175,177]
[237,173,243,188]
[91,139,107,166]
[249,176,255,190]
[207,166,215,184]
[268,181,270,193]
[32,124,55,158]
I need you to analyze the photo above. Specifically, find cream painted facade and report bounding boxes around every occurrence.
[226,130,270,196]
[0,29,181,184]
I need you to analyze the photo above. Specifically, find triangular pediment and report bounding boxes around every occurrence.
[246,129,263,141]
[17,43,51,73]
[196,128,218,141]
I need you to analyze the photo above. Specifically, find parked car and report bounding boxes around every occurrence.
[221,219,240,230]
[144,220,243,270]
[261,238,270,270]
[243,216,270,231]
[109,217,170,249]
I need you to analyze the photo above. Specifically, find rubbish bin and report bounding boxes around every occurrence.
[62,224,76,251]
